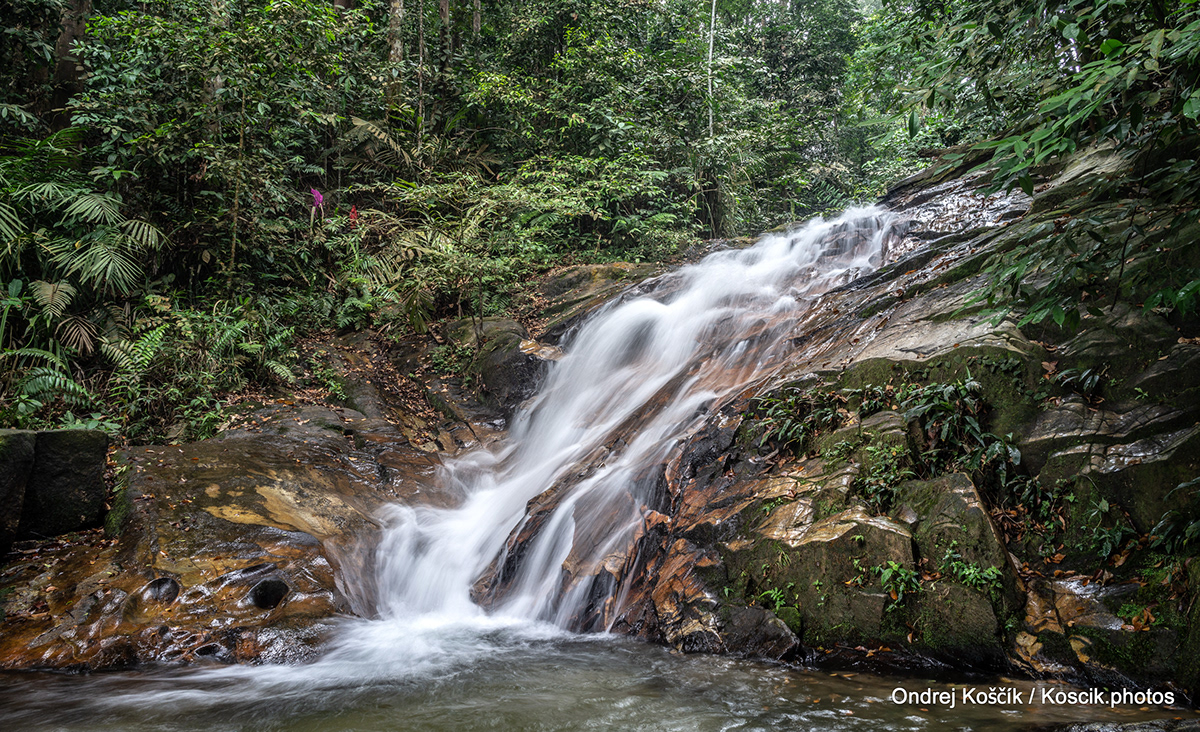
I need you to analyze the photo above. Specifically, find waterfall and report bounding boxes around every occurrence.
[369,206,898,630]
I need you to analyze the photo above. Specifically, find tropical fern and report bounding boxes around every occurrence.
[17,366,93,408]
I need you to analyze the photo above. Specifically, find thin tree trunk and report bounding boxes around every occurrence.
[227,93,246,287]
[48,0,92,129]
[439,0,451,71]
[417,0,426,130]
[388,0,405,65]
[707,0,716,138]
[473,0,481,37]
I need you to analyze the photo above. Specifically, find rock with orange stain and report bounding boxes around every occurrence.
[0,404,448,670]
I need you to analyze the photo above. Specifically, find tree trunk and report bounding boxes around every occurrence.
[388,0,405,64]
[417,0,425,129]
[473,0,481,37]
[48,0,92,129]
[439,0,450,71]
[707,0,716,138]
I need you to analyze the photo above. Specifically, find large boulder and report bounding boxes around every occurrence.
[0,430,36,556]
[17,429,108,540]
[444,318,561,415]
[892,472,1021,609]
[0,404,446,670]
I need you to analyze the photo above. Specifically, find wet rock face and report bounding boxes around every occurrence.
[0,404,449,670]
[538,263,659,341]
[477,144,1200,687]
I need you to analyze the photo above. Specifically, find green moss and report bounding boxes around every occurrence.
[1037,630,1077,664]
[1073,626,1165,675]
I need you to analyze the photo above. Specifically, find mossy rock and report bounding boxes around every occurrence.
[913,582,1006,668]
[726,507,914,645]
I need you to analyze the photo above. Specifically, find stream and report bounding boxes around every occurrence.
[0,622,1179,730]
[0,207,1189,730]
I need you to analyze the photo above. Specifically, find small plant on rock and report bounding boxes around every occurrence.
[939,541,1003,597]
[875,560,921,613]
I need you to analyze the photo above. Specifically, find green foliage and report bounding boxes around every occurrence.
[1086,498,1138,560]
[875,560,921,612]
[1151,477,1200,555]
[305,350,347,403]
[869,0,1200,325]
[751,384,847,452]
[939,541,1004,596]
[429,342,474,376]
[901,376,1019,478]
[854,443,914,512]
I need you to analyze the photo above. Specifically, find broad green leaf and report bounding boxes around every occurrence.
[1183,92,1200,120]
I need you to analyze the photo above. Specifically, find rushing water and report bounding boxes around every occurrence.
[0,209,1186,729]
[375,207,898,628]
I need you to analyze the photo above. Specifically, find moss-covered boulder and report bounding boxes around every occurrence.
[892,472,1021,607]
[445,317,560,414]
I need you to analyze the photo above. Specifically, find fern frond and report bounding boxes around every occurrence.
[1,347,67,368]
[19,365,93,407]
[265,360,295,382]
[130,324,168,369]
[100,337,135,369]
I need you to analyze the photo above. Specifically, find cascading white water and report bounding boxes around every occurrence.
[369,206,898,630]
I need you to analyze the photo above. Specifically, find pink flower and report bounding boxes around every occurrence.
[311,188,324,208]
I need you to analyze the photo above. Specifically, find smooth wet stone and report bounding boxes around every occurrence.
[1042,423,1200,532]
[1130,341,1200,407]
[538,263,659,341]
[1058,722,1200,732]
[0,403,450,670]
[721,605,800,660]
[1019,398,1194,475]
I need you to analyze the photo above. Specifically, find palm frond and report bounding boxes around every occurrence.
[59,192,124,225]
[31,279,77,318]
[55,314,98,355]
[0,201,24,243]
[119,218,164,250]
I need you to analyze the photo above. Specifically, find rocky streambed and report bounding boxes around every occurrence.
[2,146,1200,730]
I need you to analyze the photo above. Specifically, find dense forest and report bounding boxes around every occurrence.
[1,0,1198,443]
